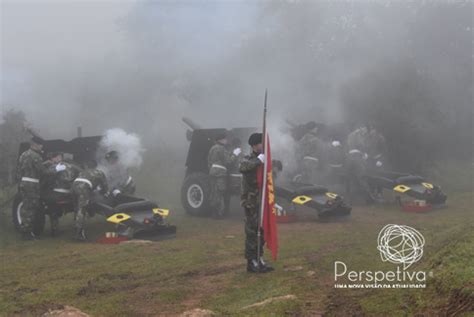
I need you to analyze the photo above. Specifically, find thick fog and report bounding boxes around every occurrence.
[1,0,472,176]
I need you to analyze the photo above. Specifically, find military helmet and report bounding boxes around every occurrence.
[215,131,227,142]
[31,136,45,145]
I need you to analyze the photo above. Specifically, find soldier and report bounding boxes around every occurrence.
[44,152,81,236]
[101,151,136,196]
[239,133,273,273]
[324,140,345,184]
[346,124,387,203]
[16,137,66,240]
[207,132,241,218]
[71,159,108,241]
[297,122,325,184]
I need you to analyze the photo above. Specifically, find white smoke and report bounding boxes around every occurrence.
[98,128,145,168]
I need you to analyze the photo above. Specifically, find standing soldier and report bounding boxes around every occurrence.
[298,122,325,184]
[207,132,241,218]
[346,123,386,203]
[44,152,81,236]
[239,133,273,273]
[16,137,66,240]
[71,159,108,241]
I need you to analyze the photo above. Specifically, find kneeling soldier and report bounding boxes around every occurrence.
[72,160,108,241]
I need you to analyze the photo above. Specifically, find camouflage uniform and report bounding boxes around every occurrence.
[346,127,386,202]
[317,141,344,184]
[239,151,265,260]
[298,132,325,184]
[16,148,52,233]
[207,143,237,216]
[46,162,81,232]
[72,168,108,230]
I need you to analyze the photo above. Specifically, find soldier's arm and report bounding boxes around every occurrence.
[239,156,261,173]
[222,147,238,167]
[99,171,109,193]
[33,156,55,178]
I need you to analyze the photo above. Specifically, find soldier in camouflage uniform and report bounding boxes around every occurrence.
[71,160,108,241]
[346,124,387,203]
[239,133,273,273]
[16,137,66,240]
[297,122,325,184]
[44,152,81,236]
[207,132,241,218]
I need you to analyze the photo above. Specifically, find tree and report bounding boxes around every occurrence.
[0,109,29,185]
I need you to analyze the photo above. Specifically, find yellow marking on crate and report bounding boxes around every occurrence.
[422,182,434,189]
[393,185,411,193]
[153,208,170,217]
[292,195,312,205]
[107,213,131,224]
[326,192,338,199]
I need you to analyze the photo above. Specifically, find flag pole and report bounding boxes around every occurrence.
[257,90,268,265]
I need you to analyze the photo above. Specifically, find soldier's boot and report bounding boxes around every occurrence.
[247,259,260,273]
[247,259,274,273]
[259,258,274,272]
[50,217,60,237]
[74,228,87,242]
[22,231,39,241]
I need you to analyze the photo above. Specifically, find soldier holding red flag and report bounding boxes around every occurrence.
[240,132,274,273]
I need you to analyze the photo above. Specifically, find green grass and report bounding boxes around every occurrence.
[0,187,473,316]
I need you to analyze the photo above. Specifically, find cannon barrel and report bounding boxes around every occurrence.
[182,117,202,131]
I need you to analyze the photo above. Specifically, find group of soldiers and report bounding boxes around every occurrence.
[295,121,387,202]
[16,136,135,241]
[205,123,387,273]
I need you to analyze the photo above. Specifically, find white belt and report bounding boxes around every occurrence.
[21,177,39,183]
[303,156,319,162]
[230,174,242,177]
[349,149,362,154]
[74,178,93,188]
[54,188,71,194]
[329,164,343,168]
[125,176,133,186]
[211,164,227,171]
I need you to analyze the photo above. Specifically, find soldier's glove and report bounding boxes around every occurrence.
[376,160,383,167]
[331,140,341,147]
[233,148,242,156]
[257,154,265,163]
[363,153,369,160]
[55,163,66,172]
[112,189,121,197]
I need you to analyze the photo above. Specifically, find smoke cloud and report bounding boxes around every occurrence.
[1,0,472,178]
[98,128,145,169]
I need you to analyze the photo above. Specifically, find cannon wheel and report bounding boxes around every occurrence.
[12,193,46,236]
[181,172,211,216]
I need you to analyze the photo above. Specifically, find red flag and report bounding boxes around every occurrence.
[257,133,278,260]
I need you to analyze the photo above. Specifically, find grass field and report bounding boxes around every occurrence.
[0,180,473,316]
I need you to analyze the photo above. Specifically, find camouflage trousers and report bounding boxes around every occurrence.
[210,176,228,216]
[72,184,91,230]
[244,206,265,260]
[301,158,320,184]
[43,191,69,232]
[19,182,40,233]
[345,155,374,202]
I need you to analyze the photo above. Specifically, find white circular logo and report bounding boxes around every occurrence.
[377,224,425,269]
